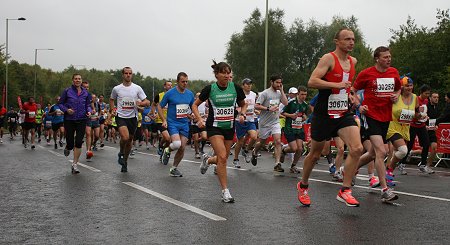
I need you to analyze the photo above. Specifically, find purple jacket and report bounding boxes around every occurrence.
[58,85,92,121]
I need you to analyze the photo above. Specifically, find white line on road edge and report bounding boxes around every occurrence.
[308,178,450,202]
[68,160,102,172]
[122,182,227,221]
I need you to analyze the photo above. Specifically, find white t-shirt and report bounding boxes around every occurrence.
[111,83,147,118]
[243,91,257,122]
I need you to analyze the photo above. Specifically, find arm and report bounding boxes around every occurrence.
[236,99,248,124]
[280,85,288,106]
[157,103,166,128]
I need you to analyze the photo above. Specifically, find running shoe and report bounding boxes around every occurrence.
[38,138,41,143]
[329,163,336,175]
[121,162,128,173]
[71,164,80,174]
[381,188,398,202]
[221,189,235,203]
[200,154,210,174]
[296,182,310,206]
[337,189,360,207]
[100,143,105,148]
[333,171,343,182]
[369,176,380,188]
[398,163,408,175]
[117,152,125,166]
[146,145,150,150]
[251,152,258,166]
[169,167,183,177]
[31,145,35,150]
[419,165,435,174]
[386,169,395,187]
[59,140,63,147]
[290,165,301,174]
[162,147,171,165]
[157,147,163,156]
[241,150,251,163]
[130,149,135,156]
[233,159,241,168]
[86,151,94,159]
[274,163,284,172]
[195,153,201,159]
[54,143,58,149]
[92,145,98,151]
[64,148,70,157]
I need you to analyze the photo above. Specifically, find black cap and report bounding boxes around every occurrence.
[242,78,252,84]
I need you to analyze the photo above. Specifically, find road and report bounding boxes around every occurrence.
[1,138,449,244]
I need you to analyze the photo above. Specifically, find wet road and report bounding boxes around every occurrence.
[1,138,449,244]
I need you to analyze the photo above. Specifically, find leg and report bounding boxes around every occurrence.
[337,126,363,188]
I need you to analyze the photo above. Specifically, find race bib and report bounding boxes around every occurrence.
[214,106,234,122]
[10,118,16,123]
[269,99,280,107]
[399,109,415,123]
[56,109,63,116]
[418,105,428,122]
[429,119,436,129]
[327,93,348,117]
[376,78,395,97]
[144,116,151,122]
[90,113,99,121]
[176,104,190,119]
[45,121,52,127]
[291,113,304,129]
[245,106,255,121]
[28,111,36,118]
[121,97,136,111]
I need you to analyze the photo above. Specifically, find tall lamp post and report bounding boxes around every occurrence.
[34,48,54,98]
[5,17,26,109]
[264,0,269,89]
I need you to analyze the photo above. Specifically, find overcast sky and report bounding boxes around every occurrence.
[2,0,448,80]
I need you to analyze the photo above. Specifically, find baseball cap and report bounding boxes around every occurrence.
[288,87,298,94]
[242,78,252,84]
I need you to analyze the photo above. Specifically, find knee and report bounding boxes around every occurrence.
[274,138,282,146]
[216,154,227,165]
[170,140,182,151]
[349,144,364,157]
[395,145,408,159]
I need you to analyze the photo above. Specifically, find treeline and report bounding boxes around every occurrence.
[226,8,449,105]
[0,8,448,109]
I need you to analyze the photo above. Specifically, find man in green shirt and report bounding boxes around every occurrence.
[281,86,309,173]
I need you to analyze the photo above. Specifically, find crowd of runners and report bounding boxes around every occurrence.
[1,27,450,206]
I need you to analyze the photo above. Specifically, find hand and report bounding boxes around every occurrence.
[338,81,352,89]
[67,109,74,115]
[197,120,205,128]
[162,121,167,129]
[390,93,398,103]
[239,115,245,124]
[359,105,368,114]
[290,114,298,120]
[269,106,278,112]
[86,112,91,117]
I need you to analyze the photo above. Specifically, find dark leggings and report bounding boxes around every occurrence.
[64,120,86,150]
[402,126,429,165]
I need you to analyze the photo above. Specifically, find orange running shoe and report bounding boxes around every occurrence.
[297,182,311,207]
[336,189,360,207]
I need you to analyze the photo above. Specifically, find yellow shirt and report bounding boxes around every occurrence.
[387,94,416,141]
[137,112,142,127]
[155,91,168,124]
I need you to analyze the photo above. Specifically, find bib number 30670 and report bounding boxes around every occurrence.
[328,94,348,116]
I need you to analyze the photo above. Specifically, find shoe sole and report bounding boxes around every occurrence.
[170,174,183,177]
[336,195,360,207]
[370,183,381,188]
[222,198,235,203]
[382,195,399,202]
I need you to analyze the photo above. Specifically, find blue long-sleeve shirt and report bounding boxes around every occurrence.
[58,85,92,121]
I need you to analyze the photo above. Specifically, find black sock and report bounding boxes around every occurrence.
[326,153,333,165]
[300,182,308,189]
[341,186,350,191]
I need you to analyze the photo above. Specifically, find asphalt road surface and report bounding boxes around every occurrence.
[1,138,449,244]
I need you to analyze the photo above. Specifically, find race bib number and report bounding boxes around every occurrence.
[28,111,36,118]
[399,109,415,123]
[176,104,190,119]
[121,97,136,111]
[418,105,428,123]
[214,106,234,122]
[327,93,348,116]
[90,113,99,121]
[269,99,280,107]
[10,118,16,123]
[291,113,304,129]
[56,109,63,116]
[428,119,436,129]
[245,106,255,121]
[376,78,395,97]
[144,116,151,122]
[45,121,52,127]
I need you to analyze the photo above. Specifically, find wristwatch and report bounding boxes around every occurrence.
[267,106,270,111]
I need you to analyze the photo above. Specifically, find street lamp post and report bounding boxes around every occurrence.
[264,0,269,89]
[34,48,54,98]
[5,17,26,109]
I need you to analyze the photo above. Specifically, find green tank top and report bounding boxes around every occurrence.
[35,109,44,123]
[209,82,237,129]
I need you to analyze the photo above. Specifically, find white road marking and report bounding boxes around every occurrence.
[69,160,101,172]
[122,182,226,221]
[307,178,450,202]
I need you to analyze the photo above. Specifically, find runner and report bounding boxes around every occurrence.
[402,84,432,174]
[193,61,247,203]
[6,107,18,140]
[21,97,38,149]
[232,78,257,167]
[35,104,44,143]
[42,103,53,145]
[251,74,289,171]
[141,104,154,150]
[280,85,309,173]
[151,81,172,161]
[49,96,65,149]
[88,94,101,153]
[425,92,440,170]
[109,67,150,172]
[436,92,450,124]
[58,73,92,174]
[296,28,363,207]
[0,106,6,143]
[352,46,401,201]
[159,72,195,177]
[82,81,95,159]
[385,76,422,185]
[191,92,207,159]
[97,94,108,148]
